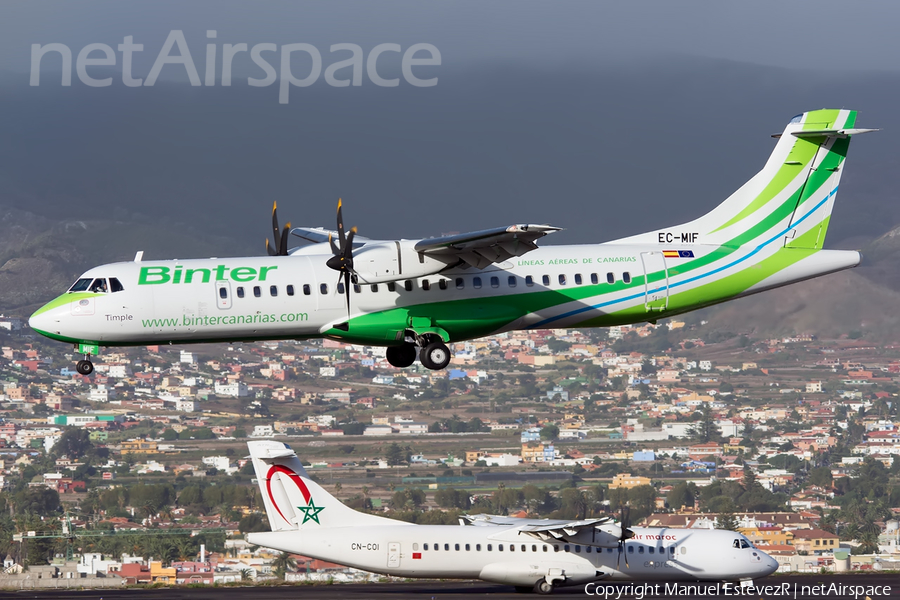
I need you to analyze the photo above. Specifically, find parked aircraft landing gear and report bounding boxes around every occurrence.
[534,579,554,595]
[76,358,94,375]
[419,340,451,370]
[385,344,417,368]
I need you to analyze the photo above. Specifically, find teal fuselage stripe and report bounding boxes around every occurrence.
[532,185,838,327]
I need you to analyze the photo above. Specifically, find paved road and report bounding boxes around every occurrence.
[0,574,895,600]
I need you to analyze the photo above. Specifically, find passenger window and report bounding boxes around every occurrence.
[559,274,567,285]
[508,276,516,287]
[353,284,361,293]
[543,546,548,552]
[628,546,634,554]
[219,287,228,299]
[542,275,551,286]
[413,543,419,551]
[591,273,598,284]
[371,284,379,293]
[444,544,449,551]
[623,272,631,284]
[422,280,430,291]
[574,273,582,285]
[286,285,294,296]
[455,544,460,551]
[587,546,592,553]
[499,545,504,552]
[465,544,470,551]
[473,277,482,289]
[649,547,654,554]
[423,544,428,550]
[254,286,261,298]
[320,283,328,295]
[564,545,570,553]
[237,287,245,298]
[68,278,93,293]
[337,282,345,294]
[109,277,124,293]
[490,276,499,288]
[438,279,448,290]
[554,545,559,552]
[575,545,581,553]
[521,545,526,552]
[303,284,311,296]
[455,277,465,290]
[434,543,439,551]
[531,545,536,552]
[487,544,492,551]
[607,272,615,284]
[510,544,515,552]
[681,547,687,555]
[89,279,108,293]
[404,280,413,292]
[476,544,481,551]
[639,546,644,554]
[525,275,534,286]
[270,285,277,297]
[387,282,396,292]
[669,547,675,555]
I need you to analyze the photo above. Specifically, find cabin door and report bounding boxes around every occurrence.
[387,542,401,568]
[215,280,232,310]
[640,251,669,311]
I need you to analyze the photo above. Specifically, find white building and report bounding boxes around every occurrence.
[89,385,116,402]
[215,381,249,397]
[251,425,274,438]
[180,350,195,365]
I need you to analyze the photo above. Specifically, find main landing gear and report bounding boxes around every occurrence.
[385,334,452,370]
[76,356,94,375]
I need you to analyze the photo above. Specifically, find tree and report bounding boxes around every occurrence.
[239,514,268,533]
[717,506,740,531]
[540,424,560,441]
[742,465,756,490]
[52,428,93,459]
[161,428,179,441]
[385,443,409,466]
[271,551,297,579]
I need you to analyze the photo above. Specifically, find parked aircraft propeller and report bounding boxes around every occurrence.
[616,506,634,570]
[325,198,357,321]
[266,201,292,256]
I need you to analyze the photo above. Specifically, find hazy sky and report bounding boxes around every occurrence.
[4,1,900,74]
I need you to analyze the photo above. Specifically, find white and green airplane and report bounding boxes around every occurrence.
[30,109,873,375]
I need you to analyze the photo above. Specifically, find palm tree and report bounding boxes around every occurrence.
[271,551,297,580]
[240,568,252,582]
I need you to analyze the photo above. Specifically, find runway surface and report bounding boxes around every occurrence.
[0,574,895,599]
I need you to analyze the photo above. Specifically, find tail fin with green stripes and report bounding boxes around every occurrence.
[612,109,875,249]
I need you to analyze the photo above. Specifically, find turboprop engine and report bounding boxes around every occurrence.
[351,240,454,284]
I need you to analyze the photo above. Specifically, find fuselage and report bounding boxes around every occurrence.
[248,524,778,585]
[28,239,860,349]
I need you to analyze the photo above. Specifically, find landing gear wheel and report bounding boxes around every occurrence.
[419,341,451,370]
[76,360,94,375]
[385,344,417,368]
[534,579,554,595]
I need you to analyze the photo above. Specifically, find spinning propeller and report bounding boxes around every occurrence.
[266,202,292,256]
[615,506,634,570]
[324,199,357,320]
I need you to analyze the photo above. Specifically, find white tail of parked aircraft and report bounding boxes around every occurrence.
[246,441,778,594]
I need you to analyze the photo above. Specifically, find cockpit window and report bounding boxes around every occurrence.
[109,277,124,293]
[740,539,750,549]
[68,278,92,293]
[733,539,741,549]
[89,279,108,293]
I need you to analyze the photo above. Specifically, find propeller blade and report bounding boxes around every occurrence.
[336,198,346,249]
[272,202,281,253]
[329,232,340,256]
[279,223,291,256]
[266,239,276,256]
[344,271,351,318]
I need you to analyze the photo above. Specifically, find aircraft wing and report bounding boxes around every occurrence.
[291,227,373,245]
[414,224,561,269]
[517,517,613,540]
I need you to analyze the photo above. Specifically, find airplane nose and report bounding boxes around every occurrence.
[29,309,49,333]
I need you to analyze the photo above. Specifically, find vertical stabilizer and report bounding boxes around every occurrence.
[247,440,403,531]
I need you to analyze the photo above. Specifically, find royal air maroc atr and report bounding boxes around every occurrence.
[29,110,875,374]
[246,440,779,594]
